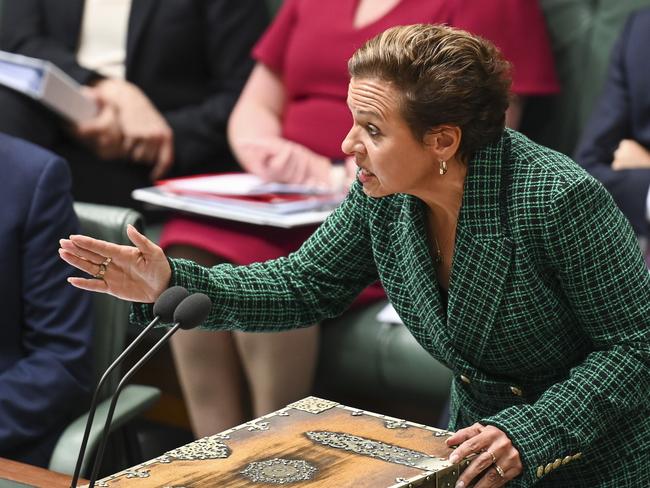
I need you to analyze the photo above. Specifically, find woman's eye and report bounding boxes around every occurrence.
[366,124,380,137]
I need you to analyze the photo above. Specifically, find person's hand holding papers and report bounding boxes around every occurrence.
[91,78,175,180]
[73,88,126,160]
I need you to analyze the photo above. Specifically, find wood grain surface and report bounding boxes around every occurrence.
[96,401,456,487]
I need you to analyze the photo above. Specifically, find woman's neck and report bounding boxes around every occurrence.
[416,157,467,226]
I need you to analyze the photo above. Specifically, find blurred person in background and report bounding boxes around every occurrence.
[162,0,559,438]
[0,0,267,217]
[574,7,650,263]
[0,132,93,468]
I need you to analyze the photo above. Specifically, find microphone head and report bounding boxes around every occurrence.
[153,286,190,322]
[173,293,212,330]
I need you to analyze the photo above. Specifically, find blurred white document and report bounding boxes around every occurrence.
[163,173,335,196]
[0,50,97,122]
[376,303,404,324]
[132,173,346,228]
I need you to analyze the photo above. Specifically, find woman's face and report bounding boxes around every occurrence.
[341,77,438,199]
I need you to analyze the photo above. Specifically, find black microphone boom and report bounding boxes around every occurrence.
[87,293,212,488]
[69,286,189,488]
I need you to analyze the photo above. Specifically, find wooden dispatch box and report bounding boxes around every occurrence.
[93,397,469,487]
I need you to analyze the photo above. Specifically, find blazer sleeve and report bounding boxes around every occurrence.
[481,176,650,486]
[132,181,379,329]
[0,0,101,84]
[0,155,94,455]
[163,0,268,174]
[573,13,650,238]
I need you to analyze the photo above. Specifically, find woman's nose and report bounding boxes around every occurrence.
[341,127,357,155]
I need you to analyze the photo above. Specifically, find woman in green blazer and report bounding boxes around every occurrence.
[60,25,649,487]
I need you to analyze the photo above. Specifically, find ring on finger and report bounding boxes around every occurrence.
[94,263,107,280]
[494,463,505,478]
[94,256,112,280]
[486,450,497,465]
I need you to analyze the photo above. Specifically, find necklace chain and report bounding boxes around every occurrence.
[433,235,443,266]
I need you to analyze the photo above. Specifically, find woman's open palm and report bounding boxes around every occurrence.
[59,224,171,303]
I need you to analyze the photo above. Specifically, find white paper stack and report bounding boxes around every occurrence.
[132,173,346,228]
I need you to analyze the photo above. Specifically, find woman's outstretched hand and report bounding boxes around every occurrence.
[59,224,172,303]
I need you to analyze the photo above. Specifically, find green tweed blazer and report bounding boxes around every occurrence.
[135,130,650,487]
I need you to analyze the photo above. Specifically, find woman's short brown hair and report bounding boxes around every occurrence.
[348,24,512,161]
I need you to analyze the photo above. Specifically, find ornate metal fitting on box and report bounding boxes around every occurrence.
[160,436,231,461]
[247,420,270,432]
[306,431,437,468]
[385,419,409,429]
[288,396,338,414]
[432,430,452,438]
[95,469,151,487]
[388,464,462,488]
[125,469,150,479]
[240,458,317,484]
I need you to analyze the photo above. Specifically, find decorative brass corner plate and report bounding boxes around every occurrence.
[287,396,339,414]
[161,436,231,461]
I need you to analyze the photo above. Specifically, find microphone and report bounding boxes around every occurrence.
[70,286,189,488]
[87,293,213,488]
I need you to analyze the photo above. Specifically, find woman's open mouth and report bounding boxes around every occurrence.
[357,167,375,183]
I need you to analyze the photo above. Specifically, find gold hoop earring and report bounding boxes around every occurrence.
[439,159,448,175]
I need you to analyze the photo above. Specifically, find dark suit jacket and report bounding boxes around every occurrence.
[0,0,268,176]
[136,129,650,487]
[0,133,93,467]
[574,8,650,238]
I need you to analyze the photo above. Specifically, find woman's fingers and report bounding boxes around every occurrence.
[447,423,485,454]
[60,238,105,265]
[126,224,159,257]
[67,276,109,293]
[68,233,128,261]
[457,450,499,485]
[150,138,174,181]
[265,143,293,181]
[291,156,310,184]
[59,248,104,277]
[472,466,508,488]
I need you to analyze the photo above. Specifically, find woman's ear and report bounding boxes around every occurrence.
[423,125,462,162]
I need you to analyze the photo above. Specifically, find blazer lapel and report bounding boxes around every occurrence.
[390,195,454,365]
[126,0,157,68]
[446,132,514,362]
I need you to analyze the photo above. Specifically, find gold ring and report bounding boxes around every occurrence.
[94,257,111,280]
[487,450,497,465]
[494,463,505,478]
[94,263,107,280]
